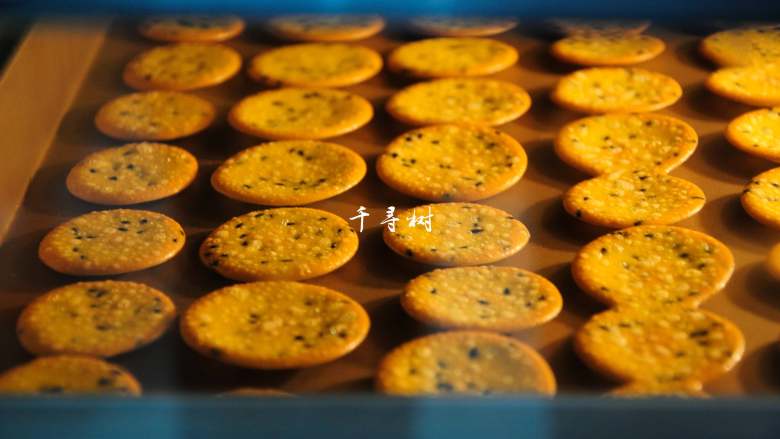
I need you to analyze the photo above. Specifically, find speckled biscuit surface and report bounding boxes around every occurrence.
[229,88,373,140]
[180,281,370,369]
[95,91,215,141]
[563,170,706,228]
[726,108,780,162]
[39,209,185,276]
[552,67,682,113]
[200,208,358,281]
[382,202,529,266]
[572,225,734,308]
[386,78,531,126]
[376,125,527,202]
[408,17,517,37]
[706,65,780,106]
[376,331,556,396]
[551,34,665,66]
[139,15,245,42]
[555,113,698,175]
[0,355,141,396]
[700,26,780,67]
[66,142,198,205]
[267,14,384,42]
[766,242,780,281]
[212,140,366,206]
[546,19,651,37]
[123,43,241,91]
[608,380,707,398]
[17,281,176,357]
[248,43,382,88]
[388,37,518,78]
[575,307,745,384]
[741,167,780,229]
[401,266,563,331]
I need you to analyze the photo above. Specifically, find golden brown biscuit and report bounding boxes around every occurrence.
[700,26,780,67]
[726,107,780,163]
[408,17,517,37]
[741,167,780,229]
[267,14,384,42]
[138,15,245,43]
[551,34,665,66]
[706,64,780,107]
[388,37,518,78]
[180,281,370,369]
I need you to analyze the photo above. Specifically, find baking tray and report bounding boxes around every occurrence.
[2,17,780,399]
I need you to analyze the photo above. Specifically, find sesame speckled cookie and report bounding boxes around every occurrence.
[139,15,245,43]
[212,140,366,206]
[17,281,176,357]
[228,88,373,140]
[66,142,198,205]
[700,26,780,67]
[562,170,706,228]
[267,14,385,42]
[546,18,651,37]
[95,91,215,141]
[575,307,744,384]
[572,225,734,308]
[608,380,707,398]
[555,113,698,175]
[376,331,556,396]
[248,43,382,88]
[123,43,241,91]
[408,17,517,37]
[0,355,141,396]
[200,208,358,281]
[39,209,185,276]
[388,37,518,78]
[376,125,527,202]
[706,64,780,106]
[727,108,780,163]
[552,67,682,113]
[401,266,563,331]
[180,281,370,369]
[741,167,780,229]
[386,78,531,126]
[551,34,665,66]
[382,202,530,266]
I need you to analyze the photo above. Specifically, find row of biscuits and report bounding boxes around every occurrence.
[0,16,772,396]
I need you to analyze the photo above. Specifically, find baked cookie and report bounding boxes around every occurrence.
[551,34,665,66]
[572,225,734,308]
[741,167,780,229]
[726,108,780,163]
[376,331,556,396]
[555,113,698,175]
[546,18,651,37]
[552,67,682,113]
[401,266,563,331]
[228,88,373,140]
[212,140,366,206]
[123,43,242,91]
[408,17,517,37]
[608,380,707,398]
[66,142,198,205]
[700,26,780,67]
[180,281,370,369]
[562,170,706,228]
[39,209,185,276]
[386,78,531,126]
[706,65,780,106]
[248,43,382,88]
[382,202,529,266]
[139,15,245,43]
[0,355,141,396]
[388,37,518,78]
[200,208,358,281]
[575,307,744,384]
[766,242,780,281]
[95,91,215,141]
[267,14,385,42]
[376,125,527,202]
[17,281,176,357]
